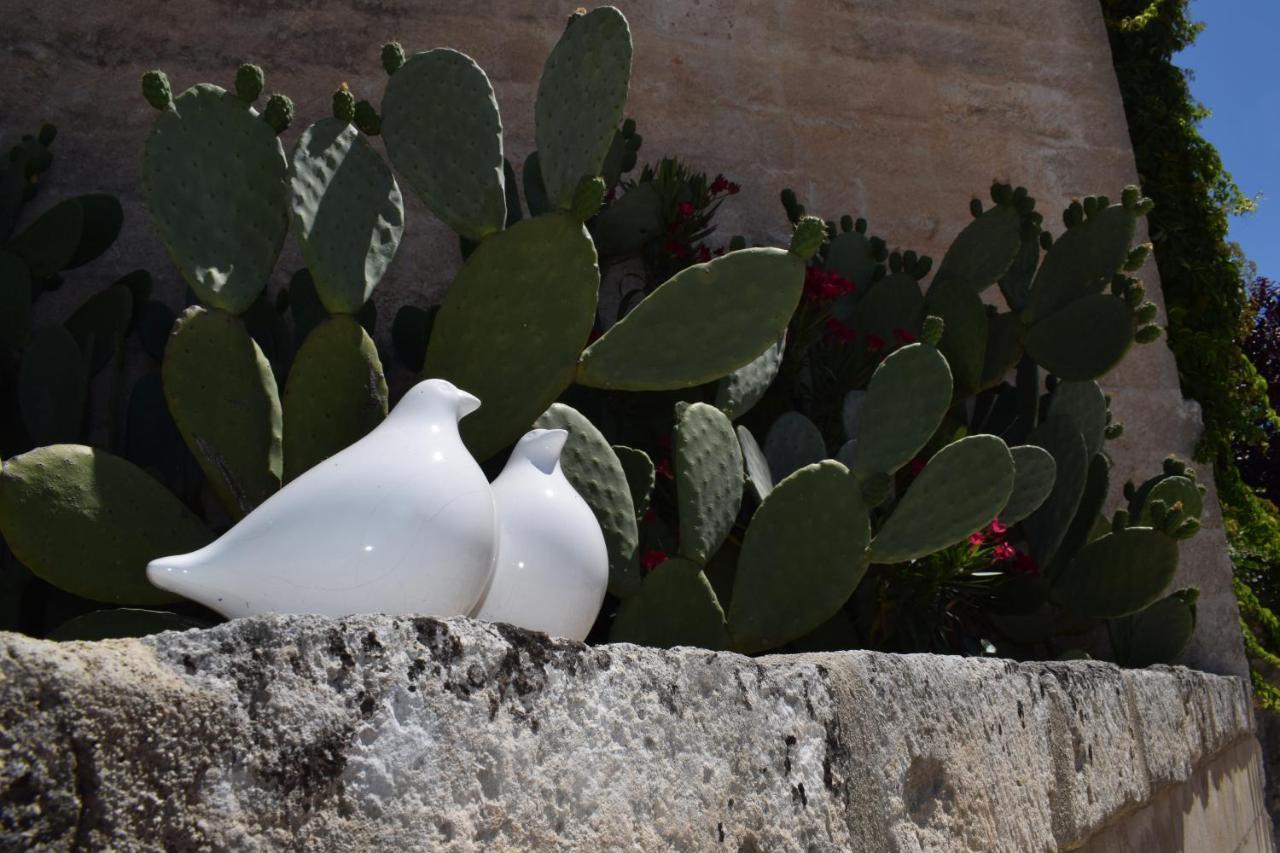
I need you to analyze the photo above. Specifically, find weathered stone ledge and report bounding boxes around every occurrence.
[0,615,1267,851]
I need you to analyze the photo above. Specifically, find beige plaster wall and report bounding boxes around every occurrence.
[0,0,1245,674]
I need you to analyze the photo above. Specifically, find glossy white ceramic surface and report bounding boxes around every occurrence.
[472,428,609,641]
[146,379,498,619]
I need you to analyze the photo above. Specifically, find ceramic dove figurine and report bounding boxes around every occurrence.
[147,378,498,619]
[471,428,608,641]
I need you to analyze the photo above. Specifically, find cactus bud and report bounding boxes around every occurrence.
[1104,422,1124,440]
[1134,323,1162,344]
[860,472,893,507]
[825,220,837,240]
[729,235,747,252]
[567,7,586,27]
[840,214,854,233]
[235,63,264,103]
[1126,282,1147,307]
[1039,231,1053,251]
[332,84,356,123]
[1121,185,1140,208]
[382,41,406,75]
[1124,243,1152,271]
[1110,274,1128,297]
[141,70,173,110]
[921,314,945,346]
[626,132,643,152]
[262,93,294,134]
[789,215,827,260]
[1148,499,1169,527]
[915,255,933,278]
[1012,186,1028,204]
[870,237,888,261]
[1045,374,1060,393]
[969,198,983,218]
[622,117,636,136]
[1170,517,1200,540]
[354,100,381,135]
[1137,198,1155,216]
[37,123,56,146]
[889,251,903,274]
[1135,302,1158,324]
[570,175,606,222]
[1063,201,1084,228]
[1123,481,1136,500]
[990,182,1013,205]
[855,217,867,234]
[1163,456,1189,477]
[1096,195,1111,210]
[1112,509,1128,533]
[1082,196,1099,219]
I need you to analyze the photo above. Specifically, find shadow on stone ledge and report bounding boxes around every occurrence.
[0,614,1267,851]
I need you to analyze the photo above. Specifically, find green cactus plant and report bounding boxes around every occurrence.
[674,403,742,564]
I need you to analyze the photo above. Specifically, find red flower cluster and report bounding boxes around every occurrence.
[803,267,856,303]
[967,518,1039,575]
[655,458,674,480]
[710,174,740,195]
[824,318,857,344]
[866,333,885,353]
[640,549,668,571]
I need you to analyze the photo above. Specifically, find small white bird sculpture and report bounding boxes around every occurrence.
[147,378,498,619]
[471,428,609,641]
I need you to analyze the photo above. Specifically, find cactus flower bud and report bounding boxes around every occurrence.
[382,41,406,75]
[333,84,356,122]
[262,93,294,134]
[921,314,945,346]
[1124,243,1152,271]
[141,70,173,110]
[1134,323,1162,344]
[789,215,827,261]
[1104,422,1124,440]
[235,63,264,103]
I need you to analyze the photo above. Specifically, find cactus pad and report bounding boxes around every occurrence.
[612,444,655,521]
[764,411,826,482]
[1113,589,1197,666]
[381,49,506,242]
[825,229,882,292]
[737,425,774,502]
[282,317,388,482]
[1051,527,1179,618]
[142,84,289,314]
[163,306,282,518]
[19,325,86,445]
[0,252,31,349]
[836,271,923,342]
[1022,416,1089,566]
[850,343,952,478]
[728,461,870,653]
[289,118,404,313]
[425,213,598,460]
[1023,293,1133,381]
[535,403,641,598]
[1026,202,1140,323]
[64,283,132,375]
[675,403,743,564]
[868,435,1014,564]
[925,281,987,392]
[932,199,1022,292]
[48,608,204,641]
[1049,380,1108,461]
[714,334,784,420]
[6,193,123,279]
[1001,445,1057,526]
[0,444,209,604]
[610,557,727,650]
[535,6,632,210]
[1139,475,1203,527]
[578,248,803,390]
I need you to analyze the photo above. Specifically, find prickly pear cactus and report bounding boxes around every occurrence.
[674,403,743,564]
[142,79,290,314]
[381,48,506,242]
[535,6,633,210]
[931,183,1033,293]
[0,445,210,604]
[868,435,1015,564]
[162,306,283,518]
[737,425,774,503]
[578,248,804,390]
[289,118,404,313]
[1051,527,1179,619]
[849,343,952,480]
[282,317,388,482]
[610,557,728,649]
[715,334,784,421]
[1001,445,1057,526]
[763,412,826,482]
[535,403,641,598]
[728,461,870,653]
[19,326,86,445]
[424,213,598,460]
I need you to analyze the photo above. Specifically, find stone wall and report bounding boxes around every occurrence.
[0,0,1245,675]
[0,615,1269,850]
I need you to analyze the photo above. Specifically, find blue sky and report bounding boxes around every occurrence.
[1176,0,1280,279]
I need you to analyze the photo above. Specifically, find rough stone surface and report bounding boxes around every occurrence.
[0,0,1244,676]
[0,615,1266,851]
